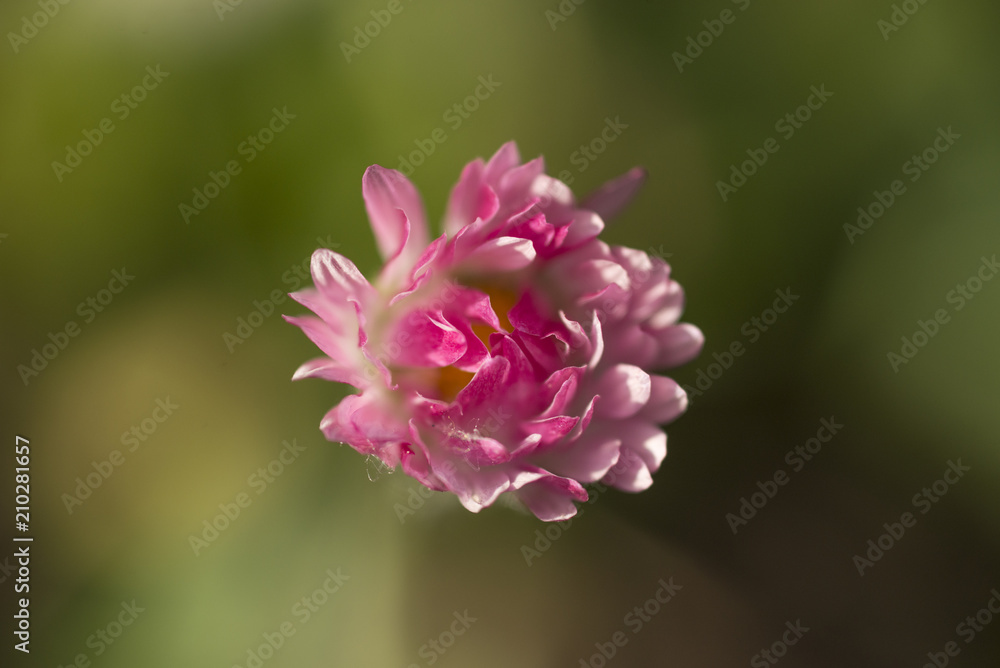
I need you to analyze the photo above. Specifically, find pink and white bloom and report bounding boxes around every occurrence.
[286,142,702,521]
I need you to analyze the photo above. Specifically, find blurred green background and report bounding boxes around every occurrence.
[2,0,999,665]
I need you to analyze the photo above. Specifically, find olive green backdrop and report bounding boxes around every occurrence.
[2,0,999,666]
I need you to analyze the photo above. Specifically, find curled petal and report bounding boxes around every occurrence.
[436,459,516,513]
[389,311,467,367]
[310,248,372,301]
[321,393,407,455]
[537,366,584,418]
[460,236,537,273]
[291,357,360,386]
[516,474,588,522]
[284,315,359,370]
[445,159,500,237]
[523,415,580,446]
[447,318,490,372]
[362,165,428,264]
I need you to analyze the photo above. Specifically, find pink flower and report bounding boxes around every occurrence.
[285,142,702,521]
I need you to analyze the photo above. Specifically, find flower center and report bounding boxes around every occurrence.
[436,366,475,402]
[434,283,519,402]
[470,283,517,345]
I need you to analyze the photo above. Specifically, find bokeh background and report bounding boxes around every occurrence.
[2,0,999,665]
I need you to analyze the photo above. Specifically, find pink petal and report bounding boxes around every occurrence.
[399,445,440,491]
[401,424,450,490]
[288,288,353,334]
[435,459,514,513]
[310,248,372,300]
[284,315,358,368]
[643,281,686,329]
[599,325,657,368]
[507,213,557,250]
[624,422,667,472]
[537,367,584,419]
[558,310,592,352]
[516,475,588,522]
[450,214,494,259]
[460,236,537,272]
[541,425,622,483]
[411,233,447,280]
[291,357,361,386]
[320,393,407,453]
[582,167,647,221]
[483,141,521,184]
[359,343,394,388]
[390,311,467,367]
[442,433,511,469]
[514,331,572,378]
[604,451,653,492]
[561,210,605,247]
[455,355,510,413]
[362,165,428,262]
[587,311,605,369]
[640,376,688,424]
[523,415,580,446]
[570,258,630,299]
[447,318,489,372]
[508,291,555,338]
[459,289,502,331]
[497,157,545,205]
[444,158,500,237]
[563,395,597,443]
[651,323,704,368]
[498,334,536,387]
[530,174,575,209]
[592,364,652,419]
[603,421,667,492]
[612,246,658,292]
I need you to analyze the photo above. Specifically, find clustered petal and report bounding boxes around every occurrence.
[286,142,703,521]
